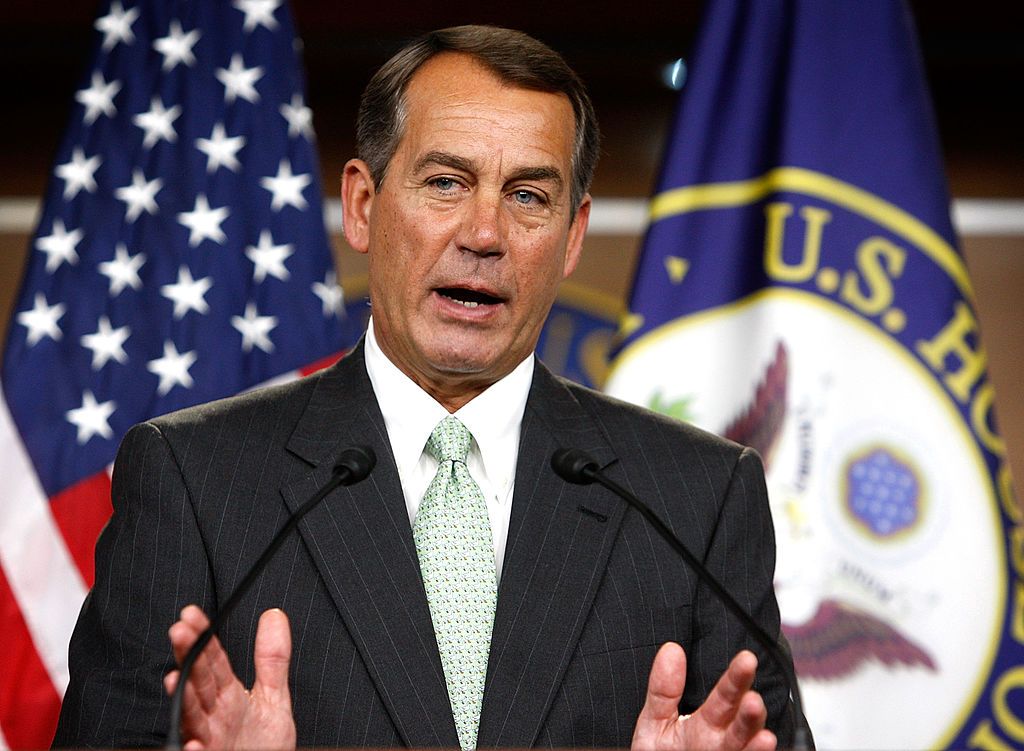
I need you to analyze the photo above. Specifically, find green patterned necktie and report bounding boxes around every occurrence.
[414,415,498,751]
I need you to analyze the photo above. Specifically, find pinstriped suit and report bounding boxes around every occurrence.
[53,343,800,748]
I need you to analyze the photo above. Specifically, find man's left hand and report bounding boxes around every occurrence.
[631,643,777,751]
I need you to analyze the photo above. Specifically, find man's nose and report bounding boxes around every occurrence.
[456,191,506,257]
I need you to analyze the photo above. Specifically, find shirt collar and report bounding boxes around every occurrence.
[364,318,534,498]
[455,348,533,498]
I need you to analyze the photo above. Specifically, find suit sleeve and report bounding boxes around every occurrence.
[52,422,212,748]
[683,446,806,747]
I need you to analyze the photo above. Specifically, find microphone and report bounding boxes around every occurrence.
[551,447,810,750]
[166,445,377,750]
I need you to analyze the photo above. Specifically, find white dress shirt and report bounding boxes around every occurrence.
[364,319,533,581]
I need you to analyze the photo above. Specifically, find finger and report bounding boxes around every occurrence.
[180,669,214,741]
[169,605,236,713]
[724,688,769,750]
[252,608,293,707]
[699,650,758,729]
[193,626,238,699]
[636,642,687,728]
[164,669,179,697]
[165,661,213,746]
[169,611,220,712]
[741,729,777,751]
[168,606,205,664]
[180,603,211,630]
[169,605,218,679]
[164,670,207,742]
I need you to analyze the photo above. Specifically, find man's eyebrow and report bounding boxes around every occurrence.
[506,166,564,188]
[412,151,564,190]
[413,150,476,174]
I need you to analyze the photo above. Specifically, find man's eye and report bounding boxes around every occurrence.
[431,177,457,191]
[512,190,540,205]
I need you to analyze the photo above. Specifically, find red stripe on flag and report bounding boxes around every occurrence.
[0,565,62,750]
[49,472,113,589]
[298,350,346,377]
[296,350,344,377]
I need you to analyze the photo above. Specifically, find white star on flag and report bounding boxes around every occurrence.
[246,230,293,282]
[133,96,182,149]
[75,71,121,125]
[161,266,213,319]
[177,193,230,246]
[216,53,264,104]
[55,147,101,200]
[232,302,278,353]
[16,293,66,346]
[3,3,349,740]
[65,390,116,444]
[98,243,146,296]
[196,123,246,173]
[260,159,311,211]
[114,169,163,222]
[153,19,201,71]
[94,1,140,51]
[147,341,198,395]
[233,0,282,32]
[280,94,314,139]
[80,316,131,370]
[312,271,345,317]
[36,218,83,272]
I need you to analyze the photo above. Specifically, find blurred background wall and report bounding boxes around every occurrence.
[1,0,1021,483]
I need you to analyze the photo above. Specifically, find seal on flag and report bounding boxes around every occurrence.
[606,168,1016,749]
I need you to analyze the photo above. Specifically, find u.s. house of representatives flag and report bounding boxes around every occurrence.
[0,2,350,747]
[606,2,1021,749]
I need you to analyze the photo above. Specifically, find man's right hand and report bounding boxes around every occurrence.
[632,643,777,751]
[164,605,297,751]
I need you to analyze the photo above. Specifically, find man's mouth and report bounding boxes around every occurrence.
[436,287,504,309]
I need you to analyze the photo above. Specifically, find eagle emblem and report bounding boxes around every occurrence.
[724,340,937,680]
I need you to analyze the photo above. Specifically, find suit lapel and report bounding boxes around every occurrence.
[280,345,459,748]
[477,364,627,748]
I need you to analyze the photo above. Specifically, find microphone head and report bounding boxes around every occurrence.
[334,445,376,484]
[551,448,600,485]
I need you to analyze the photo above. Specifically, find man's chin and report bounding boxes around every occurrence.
[422,341,518,381]
[426,352,500,378]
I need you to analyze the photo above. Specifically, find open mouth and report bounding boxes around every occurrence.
[436,287,504,308]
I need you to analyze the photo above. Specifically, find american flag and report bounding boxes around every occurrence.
[0,2,350,747]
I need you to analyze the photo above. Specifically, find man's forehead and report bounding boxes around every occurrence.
[398,53,576,169]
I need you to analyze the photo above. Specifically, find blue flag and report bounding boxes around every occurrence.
[0,2,350,746]
[605,2,1020,748]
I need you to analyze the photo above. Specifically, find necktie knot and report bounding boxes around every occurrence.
[426,415,472,464]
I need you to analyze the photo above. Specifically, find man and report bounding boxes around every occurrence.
[54,26,803,751]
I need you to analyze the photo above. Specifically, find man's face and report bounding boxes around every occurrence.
[343,52,590,408]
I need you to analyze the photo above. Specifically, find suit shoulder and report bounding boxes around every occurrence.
[146,370,321,436]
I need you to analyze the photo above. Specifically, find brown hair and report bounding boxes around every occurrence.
[356,25,600,212]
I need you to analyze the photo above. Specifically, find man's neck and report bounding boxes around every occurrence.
[367,321,526,413]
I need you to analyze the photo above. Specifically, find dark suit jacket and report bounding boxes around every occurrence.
[54,345,800,748]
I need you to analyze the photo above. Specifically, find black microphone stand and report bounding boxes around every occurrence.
[165,446,376,750]
[552,448,810,751]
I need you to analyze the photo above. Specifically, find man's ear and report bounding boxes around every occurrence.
[341,159,375,254]
[562,193,591,279]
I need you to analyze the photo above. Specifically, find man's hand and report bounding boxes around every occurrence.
[632,643,776,751]
[163,605,297,751]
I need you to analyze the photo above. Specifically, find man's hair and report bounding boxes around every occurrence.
[356,25,600,213]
